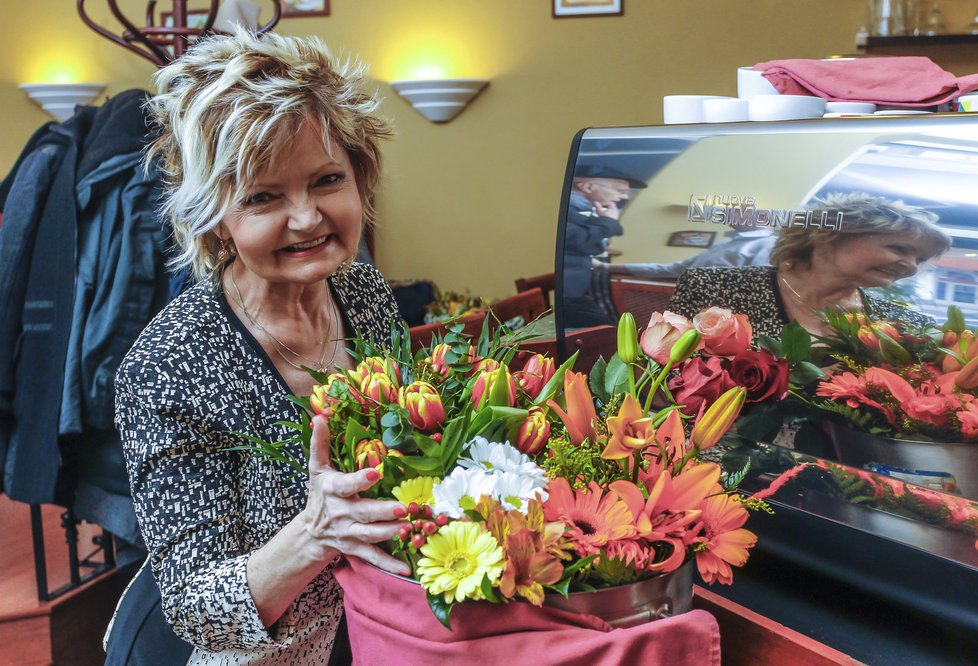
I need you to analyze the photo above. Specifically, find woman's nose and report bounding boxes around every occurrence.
[288,197,322,230]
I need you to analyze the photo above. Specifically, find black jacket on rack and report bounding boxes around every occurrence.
[0,90,171,549]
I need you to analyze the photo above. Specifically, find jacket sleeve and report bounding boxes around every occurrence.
[115,364,297,652]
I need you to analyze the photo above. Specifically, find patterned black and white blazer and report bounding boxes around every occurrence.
[115,262,400,664]
[667,265,935,339]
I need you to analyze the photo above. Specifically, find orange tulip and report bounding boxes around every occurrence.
[428,343,452,377]
[472,366,518,410]
[359,372,398,413]
[547,371,598,445]
[355,438,388,470]
[515,406,551,455]
[399,381,446,431]
[514,354,557,400]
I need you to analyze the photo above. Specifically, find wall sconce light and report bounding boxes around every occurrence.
[20,83,106,122]
[389,78,489,123]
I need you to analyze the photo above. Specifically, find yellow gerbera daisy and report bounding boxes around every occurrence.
[417,521,504,603]
[392,476,439,506]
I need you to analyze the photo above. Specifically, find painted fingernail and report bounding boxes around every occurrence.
[365,469,380,482]
[392,506,407,518]
[309,419,316,429]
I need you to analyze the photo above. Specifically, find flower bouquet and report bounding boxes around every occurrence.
[422,289,487,325]
[242,311,772,636]
[803,307,978,442]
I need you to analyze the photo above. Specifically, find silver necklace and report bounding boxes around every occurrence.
[780,275,861,312]
[229,265,339,374]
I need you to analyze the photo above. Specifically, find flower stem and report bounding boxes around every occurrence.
[643,360,673,413]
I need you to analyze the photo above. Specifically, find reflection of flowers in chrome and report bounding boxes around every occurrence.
[418,521,504,603]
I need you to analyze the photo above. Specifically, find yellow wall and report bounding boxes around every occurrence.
[4,1,977,299]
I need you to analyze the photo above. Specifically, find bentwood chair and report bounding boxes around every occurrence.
[487,288,549,331]
[408,311,487,353]
[608,276,677,328]
[514,273,555,309]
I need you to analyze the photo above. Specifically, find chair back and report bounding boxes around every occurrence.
[563,324,617,372]
[514,273,555,309]
[609,277,677,327]
[488,288,548,330]
[408,311,487,353]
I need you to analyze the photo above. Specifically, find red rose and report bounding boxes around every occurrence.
[729,349,789,404]
[668,356,737,417]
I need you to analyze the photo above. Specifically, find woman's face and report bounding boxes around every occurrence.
[817,230,939,288]
[218,122,363,288]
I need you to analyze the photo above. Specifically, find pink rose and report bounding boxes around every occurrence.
[640,311,696,365]
[693,307,753,357]
[668,356,737,417]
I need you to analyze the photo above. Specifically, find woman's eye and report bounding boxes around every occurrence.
[315,174,342,187]
[244,191,274,206]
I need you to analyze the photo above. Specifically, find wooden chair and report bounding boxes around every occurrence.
[609,276,677,327]
[563,324,617,372]
[487,288,549,331]
[514,273,555,309]
[408,311,487,353]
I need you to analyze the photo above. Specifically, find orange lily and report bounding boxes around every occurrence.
[602,394,655,460]
[547,371,598,445]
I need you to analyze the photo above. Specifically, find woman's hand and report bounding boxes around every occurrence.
[302,415,411,576]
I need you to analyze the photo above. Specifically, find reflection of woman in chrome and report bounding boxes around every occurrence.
[667,193,951,338]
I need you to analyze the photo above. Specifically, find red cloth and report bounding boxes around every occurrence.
[334,557,721,666]
[754,57,978,107]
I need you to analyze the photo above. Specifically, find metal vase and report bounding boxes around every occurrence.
[543,560,694,628]
[823,420,978,500]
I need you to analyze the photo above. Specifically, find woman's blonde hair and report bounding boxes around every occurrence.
[771,192,951,269]
[146,27,393,282]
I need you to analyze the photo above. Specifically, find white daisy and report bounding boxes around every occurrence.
[432,466,496,519]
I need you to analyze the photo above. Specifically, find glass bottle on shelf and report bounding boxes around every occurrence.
[924,0,945,35]
[967,7,978,35]
[869,0,907,36]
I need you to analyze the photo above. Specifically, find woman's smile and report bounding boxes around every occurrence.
[282,234,334,256]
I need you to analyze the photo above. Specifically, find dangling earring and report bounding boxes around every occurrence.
[335,255,355,276]
[217,238,234,263]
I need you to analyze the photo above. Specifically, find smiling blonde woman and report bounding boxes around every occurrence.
[112,28,408,664]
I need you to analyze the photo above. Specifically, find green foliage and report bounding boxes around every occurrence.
[540,433,626,488]
[425,591,455,631]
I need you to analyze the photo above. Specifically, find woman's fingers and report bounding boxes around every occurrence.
[317,466,383,499]
[308,415,333,475]
[350,549,413,577]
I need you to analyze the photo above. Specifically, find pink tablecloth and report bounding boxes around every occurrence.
[755,56,978,107]
[334,557,721,666]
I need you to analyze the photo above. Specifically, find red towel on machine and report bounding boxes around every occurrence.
[334,556,722,666]
[754,57,978,107]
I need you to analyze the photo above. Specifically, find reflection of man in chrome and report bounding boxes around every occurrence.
[667,193,951,338]
[592,224,775,279]
[563,165,646,327]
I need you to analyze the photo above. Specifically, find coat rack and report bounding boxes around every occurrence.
[77,0,282,66]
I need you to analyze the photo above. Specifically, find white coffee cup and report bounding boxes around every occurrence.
[748,94,826,121]
[663,95,730,124]
[702,98,749,123]
[737,67,778,99]
[825,102,877,114]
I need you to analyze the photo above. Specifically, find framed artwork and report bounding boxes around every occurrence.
[281,0,330,17]
[553,0,623,18]
[161,9,210,29]
[667,231,716,248]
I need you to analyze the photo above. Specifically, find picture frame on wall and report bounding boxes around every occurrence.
[666,231,716,248]
[281,0,330,17]
[160,9,210,29]
[552,0,623,18]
